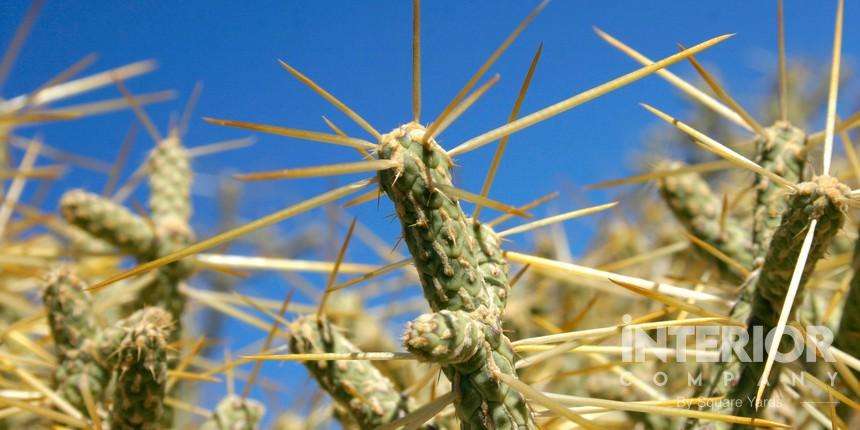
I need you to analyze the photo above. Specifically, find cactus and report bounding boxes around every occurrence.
[43,268,98,354]
[377,123,535,428]
[657,160,754,279]
[750,123,806,261]
[7,2,860,430]
[42,268,112,414]
[836,236,860,377]
[693,176,849,429]
[60,189,156,257]
[201,395,266,430]
[59,134,195,328]
[148,131,193,224]
[105,306,174,430]
[288,315,415,429]
[377,123,497,314]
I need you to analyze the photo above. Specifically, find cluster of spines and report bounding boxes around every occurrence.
[377,123,535,428]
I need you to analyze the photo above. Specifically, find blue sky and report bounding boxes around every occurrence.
[2,0,857,425]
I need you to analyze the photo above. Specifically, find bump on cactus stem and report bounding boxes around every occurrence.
[657,160,754,280]
[107,306,174,430]
[288,315,416,429]
[60,189,156,257]
[403,310,484,364]
[201,394,266,430]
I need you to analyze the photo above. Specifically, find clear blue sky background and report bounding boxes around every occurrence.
[2,0,857,425]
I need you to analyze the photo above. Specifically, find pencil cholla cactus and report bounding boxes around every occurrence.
[59,131,195,330]
[724,176,848,423]
[105,306,173,430]
[148,130,193,223]
[288,315,414,429]
[60,190,156,257]
[136,131,195,327]
[201,394,266,430]
[657,160,754,279]
[325,291,415,388]
[42,267,112,414]
[836,237,860,374]
[378,122,535,428]
[750,122,806,261]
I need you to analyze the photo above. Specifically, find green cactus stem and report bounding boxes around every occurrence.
[60,189,156,257]
[43,268,98,354]
[685,125,808,430]
[201,394,266,430]
[403,309,535,429]
[836,235,860,374]
[473,222,510,313]
[62,224,117,255]
[657,160,754,280]
[377,123,535,429]
[750,122,806,261]
[135,133,195,328]
[831,228,860,420]
[288,315,414,429]
[61,134,196,330]
[403,310,484,364]
[376,123,498,315]
[148,131,193,224]
[106,306,174,430]
[42,267,112,414]
[135,217,195,326]
[705,176,847,429]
